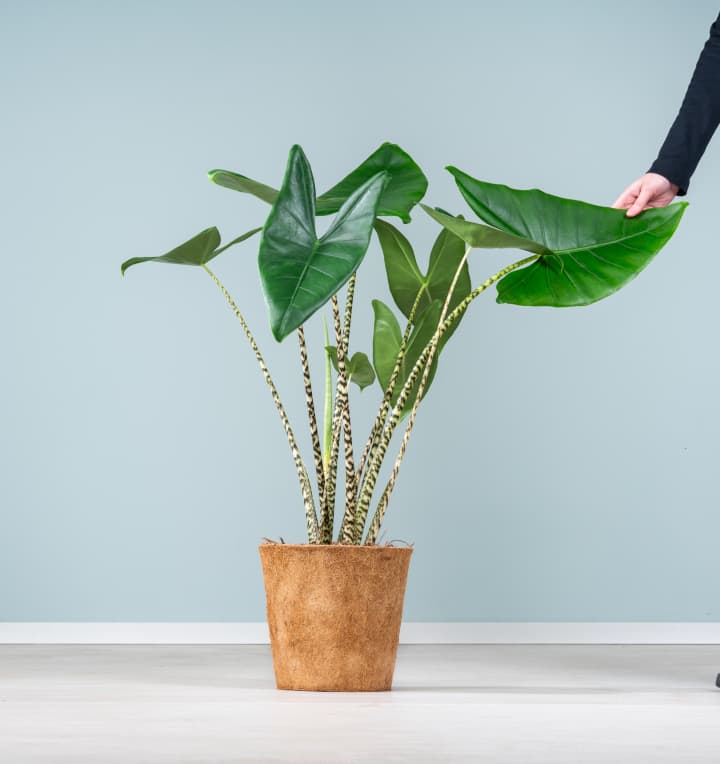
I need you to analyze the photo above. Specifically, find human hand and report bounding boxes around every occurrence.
[612,173,680,217]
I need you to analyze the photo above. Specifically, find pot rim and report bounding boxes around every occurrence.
[259,542,413,551]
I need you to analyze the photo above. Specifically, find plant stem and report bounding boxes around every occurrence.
[364,246,470,544]
[322,316,333,473]
[336,283,361,543]
[297,325,326,522]
[202,264,319,543]
[322,277,356,543]
[355,287,425,493]
[359,253,540,543]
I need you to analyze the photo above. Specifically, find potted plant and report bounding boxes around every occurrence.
[122,143,686,691]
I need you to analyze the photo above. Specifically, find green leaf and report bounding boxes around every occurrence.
[209,143,426,223]
[423,223,472,342]
[374,220,426,317]
[325,346,376,390]
[207,170,278,204]
[316,143,427,222]
[375,218,472,343]
[421,205,549,255]
[372,299,403,394]
[120,226,261,275]
[372,299,445,419]
[446,168,688,306]
[259,145,388,341]
[347,351,376,390]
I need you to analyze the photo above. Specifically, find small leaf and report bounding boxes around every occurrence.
[120,226,261,275]
[326,344,340,373]
[259,145,388,341]
[208,170,278,204]
[372,300,403,393]
[347,351,375,390]
[372,299,445,419]
[324,346,376,391]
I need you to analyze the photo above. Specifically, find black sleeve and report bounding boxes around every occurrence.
[648,12,720,195]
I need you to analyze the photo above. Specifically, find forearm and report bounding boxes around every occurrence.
[648,12,720,194]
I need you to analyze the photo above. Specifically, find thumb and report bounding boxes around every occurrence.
[626,187,652,217]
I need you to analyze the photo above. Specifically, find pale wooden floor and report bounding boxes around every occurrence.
[1,645,720,762]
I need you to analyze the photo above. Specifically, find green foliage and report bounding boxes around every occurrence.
[420,205,548,254]
[258,145,388,341]
[206,171,278,204]
[372,299,447,419]
[446,168,688,306]
[316,143,427,222]
[325,347,376,391]
[122,143,688,546]
[209,142,427,223]
[120,227,261,275]
[375,219,472,322]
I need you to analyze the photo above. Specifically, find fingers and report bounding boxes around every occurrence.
[612,181,641,211]
[613,173,678,218]
[626,186,653,217]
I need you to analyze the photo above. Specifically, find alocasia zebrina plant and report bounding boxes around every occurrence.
[122,144,686,545]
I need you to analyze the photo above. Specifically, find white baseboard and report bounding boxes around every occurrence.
[2,622,720,644]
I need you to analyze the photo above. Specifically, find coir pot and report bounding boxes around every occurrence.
[259,543,413,691]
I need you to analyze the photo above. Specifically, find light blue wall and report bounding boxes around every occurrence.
[2,0,719,622]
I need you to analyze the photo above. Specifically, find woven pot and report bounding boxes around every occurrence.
[259,543,413,691]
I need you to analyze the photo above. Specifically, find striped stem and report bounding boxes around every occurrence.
[358,254,540,543]
[202,264,319,543]
[321,283,354,543]
[297,325,326,521]
[336,275,360,543]
[363,246,470,543]
[355,287,425,493]
[322,316,333,473]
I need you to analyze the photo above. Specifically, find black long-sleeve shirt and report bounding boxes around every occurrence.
[648,11,720,195]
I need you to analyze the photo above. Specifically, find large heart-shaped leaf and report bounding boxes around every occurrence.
[209,143,426,222]
[259,145,387,341]
[120,226,261,275]
[446,168,688,306]
[316,143,427,222]
[372,299,446,419]
[325,347,376,390]
[375,219,472,343]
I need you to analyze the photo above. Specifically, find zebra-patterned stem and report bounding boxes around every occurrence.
[202,265,319,543]
[358,254,541,543]
[354,248,471,542]
[363,246,471,544]
[337,276,363,543]
[333,282,360,543]
[355,287,425,492]
[321,294,345,543]
[337,394,359,544]
[297,325,326,523]
[340,275,357,518]
[322,316,333,473]
[341,273,356,356]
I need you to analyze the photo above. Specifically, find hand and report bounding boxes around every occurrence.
[612,173,680,217]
